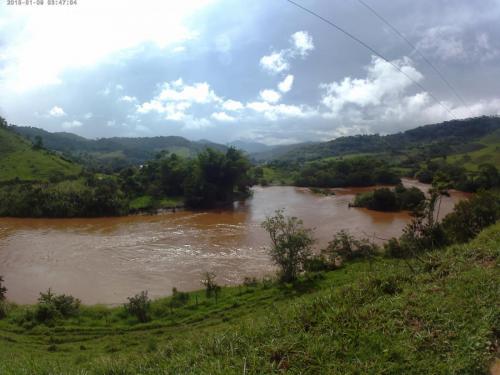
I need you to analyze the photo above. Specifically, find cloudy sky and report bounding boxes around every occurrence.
[1,0,499,144]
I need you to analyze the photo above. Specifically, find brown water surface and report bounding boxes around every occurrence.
[0,179,468,304]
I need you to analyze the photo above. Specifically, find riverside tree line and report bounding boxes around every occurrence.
[0,147,252,217]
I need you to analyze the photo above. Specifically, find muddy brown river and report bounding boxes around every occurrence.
[0,180,469,304]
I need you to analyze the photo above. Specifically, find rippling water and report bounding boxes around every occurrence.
[0,180,469,304]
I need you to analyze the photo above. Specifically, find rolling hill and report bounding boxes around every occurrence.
[252,116,500,164]
[0,124,80,183]
[11,125,227,169]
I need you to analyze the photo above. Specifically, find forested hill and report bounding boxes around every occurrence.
[11,125,227,169]
[0,121,80,183]
[252,116,500,162]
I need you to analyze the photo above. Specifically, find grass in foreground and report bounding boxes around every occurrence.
[0,224,499,374]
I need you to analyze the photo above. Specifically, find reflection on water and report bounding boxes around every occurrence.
[0,179,469,304]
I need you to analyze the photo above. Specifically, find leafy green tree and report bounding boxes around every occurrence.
[443,191,500,243]
[475,163,499,190]
[400,191,446,254]
[261,210,314,282]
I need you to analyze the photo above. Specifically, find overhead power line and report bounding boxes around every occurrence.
[355,0,470,113]
[285,0,456,118]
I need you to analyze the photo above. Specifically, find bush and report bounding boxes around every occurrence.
[38,289,81,317]
[384,238,408,259]
[170,288,189,308]
[304,255,333,272]
[242,277,258,287]
[32,289,81,323]
[0,275,6,301]
[201,272,221,300]
[0,301,8,319]
[322,230,377,263]
[124,291,151,323]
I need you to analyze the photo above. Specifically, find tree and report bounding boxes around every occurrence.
[124,291,151,323]
[401,191,446,254]
[261,210,314,282]
[443,191,500,243]
[0,276,6,301]
[33,135,44,150]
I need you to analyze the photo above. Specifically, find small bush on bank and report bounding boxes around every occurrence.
[169,288,189,308]
[0,301,9,319]
[322,230,378,263]
[0,275,6,301]
[124,291,151,323]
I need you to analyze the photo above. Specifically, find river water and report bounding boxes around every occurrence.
[0,179,469,304]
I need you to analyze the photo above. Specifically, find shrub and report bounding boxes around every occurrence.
[124,291,151,323]
[32,289,81,323]
[304,255,332,272]
[243,277,258,287]
[0,275,6,301]
[170,287,189,308]
[322,230,377,263]
[38,289,81,317]
[0,301,8,319]
[261,210,315,282]
[201,272,221,301]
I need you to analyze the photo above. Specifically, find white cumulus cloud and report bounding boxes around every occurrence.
[259,89,281,103]
[278,75,294,93]
[320,56,423,117]
[260,31,314,74]
[290,31,314,57]
[48,106,66,117]
[222,99,244,111]
[119,95,137,103]
[211,111,236,122]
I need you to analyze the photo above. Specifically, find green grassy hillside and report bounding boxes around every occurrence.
[0,127,80,182]
[253,116,500,162]
[0,223,498,374]
[11,125,227,168]
[441,129,500,171]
